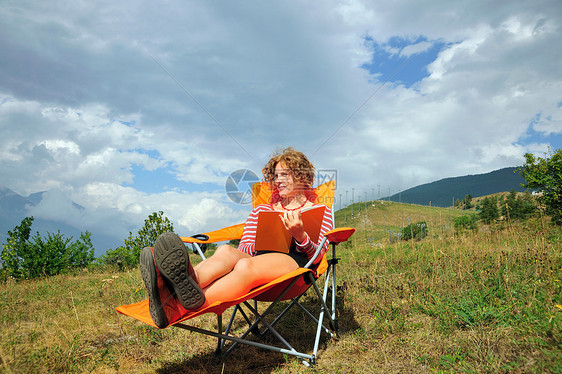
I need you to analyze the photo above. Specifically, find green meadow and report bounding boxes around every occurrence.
[1,201,560,373]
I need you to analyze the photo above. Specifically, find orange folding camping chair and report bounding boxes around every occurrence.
[116,180,354,366]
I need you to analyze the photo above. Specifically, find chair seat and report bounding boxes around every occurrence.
[116,267,313,328]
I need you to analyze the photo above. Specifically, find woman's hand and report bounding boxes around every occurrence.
[280,210,307,243]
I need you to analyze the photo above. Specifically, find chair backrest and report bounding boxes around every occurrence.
[251,180,335,209]
[251,180,336,275]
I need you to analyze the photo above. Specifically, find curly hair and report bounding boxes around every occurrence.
[262,147,315,190]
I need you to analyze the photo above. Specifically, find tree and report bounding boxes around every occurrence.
[479,196,499,224]
[1,217,95,280]
[1,217,34,279]
[125,211,175,261]
[68,232,96,268]
[518,191,538,219]
[520,148,562,225]
[463,194,473,210]
[101,211,174,268]
[501,190,537,221]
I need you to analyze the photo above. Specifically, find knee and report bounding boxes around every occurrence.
[212,244,243,264]
[232,257,256,277]
[215,244,232,255]
[214,244,237,258]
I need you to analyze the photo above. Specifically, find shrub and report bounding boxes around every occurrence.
[402,221,428,241]
[454,215,478,233]
[1,217,95,280]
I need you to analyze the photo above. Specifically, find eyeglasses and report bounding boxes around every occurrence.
[274,171,291,181]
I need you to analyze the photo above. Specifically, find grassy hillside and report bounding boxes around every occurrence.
[1,202,560,373]
[335,200,473,242]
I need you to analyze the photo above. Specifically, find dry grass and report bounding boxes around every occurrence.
[340,200,471,244]
[1,203,560,373]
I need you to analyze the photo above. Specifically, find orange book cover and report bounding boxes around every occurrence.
[254,205,326,253]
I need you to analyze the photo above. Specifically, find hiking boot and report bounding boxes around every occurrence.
[139,246,179,328]
[153,232,205,310]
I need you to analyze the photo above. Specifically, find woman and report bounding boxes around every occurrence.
[140,147,334,328]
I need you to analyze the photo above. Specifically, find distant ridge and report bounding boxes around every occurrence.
[388,167,526,207]
[0,186,120,257]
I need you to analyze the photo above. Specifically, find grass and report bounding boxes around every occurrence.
[337,200,472,243]
[1,202,560,373]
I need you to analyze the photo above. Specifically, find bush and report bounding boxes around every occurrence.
[1,217,95,280]
[99,211,174,269]
[454,215,479,233]
[402,221,428,241]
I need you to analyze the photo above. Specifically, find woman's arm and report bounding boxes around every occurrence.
[294,206,334,263]
[237,204,273,256]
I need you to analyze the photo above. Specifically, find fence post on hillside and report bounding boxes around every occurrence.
[339,194,342,211]
[345,190,348,224]
[364,215,367,242]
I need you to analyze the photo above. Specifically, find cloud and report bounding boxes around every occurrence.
[533,104,562,135]
[310,4,562,191]
[400,41,433,58]
[1,0,561,251]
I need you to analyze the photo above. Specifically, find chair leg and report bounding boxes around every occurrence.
[215,314,223,356]
[330,262,339,334]
[311,269,333,357]
[260,293,304,337]
[223,301,298,357]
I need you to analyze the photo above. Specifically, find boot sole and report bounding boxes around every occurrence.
[140,247,168,328]
[153,232,205,310]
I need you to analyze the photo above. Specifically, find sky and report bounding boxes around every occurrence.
[1,0,561,253]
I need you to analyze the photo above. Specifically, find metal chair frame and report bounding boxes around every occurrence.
[175,238,342,366]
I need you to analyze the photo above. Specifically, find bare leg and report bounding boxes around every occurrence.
[201,253,299,307]
[194,244,250,289]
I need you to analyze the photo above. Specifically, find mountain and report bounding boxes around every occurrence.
[388,167,527,207]
[0,186,121,258]
[27,191,86,211]
[0,186,33,216]
[0,166,527,257]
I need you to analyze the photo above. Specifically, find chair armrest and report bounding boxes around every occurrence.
[324,227,355,243]
[303,227,355,269]
[181,223,245,244]
[180,223,245,261]
[304,236,329,269]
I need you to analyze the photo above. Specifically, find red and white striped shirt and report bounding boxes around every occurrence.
[238,204,334,265]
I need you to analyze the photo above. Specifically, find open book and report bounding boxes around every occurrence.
[254,205,327,253]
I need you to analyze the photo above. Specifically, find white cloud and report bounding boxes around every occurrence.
[76,182,246,236]
[400,41,433,57]
[534,104,562,135]
[1,0,561,252]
